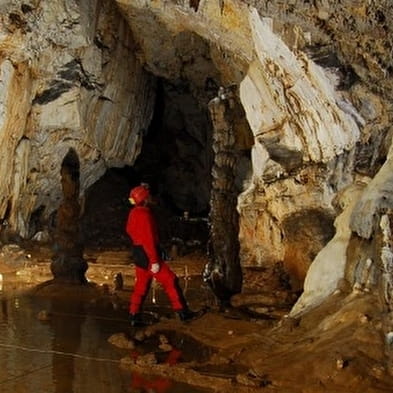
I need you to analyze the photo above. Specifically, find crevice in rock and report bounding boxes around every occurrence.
[189,0,200,12]
[32,81,74,105]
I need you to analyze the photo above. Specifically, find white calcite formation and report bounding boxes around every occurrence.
[290,180,368,316]
[241,11,360,164]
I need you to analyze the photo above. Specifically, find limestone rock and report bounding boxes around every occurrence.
[351,145,393,239]
[0,0,155,237]
[291,181,367,315]
[108,333,135,349]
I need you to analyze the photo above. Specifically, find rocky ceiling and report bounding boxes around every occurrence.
[1,0,393,314]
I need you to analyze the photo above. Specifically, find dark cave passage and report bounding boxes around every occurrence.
[80,78,213,255]
[78,72,256,303]
[80,166,134,251]
[132,78,214,216]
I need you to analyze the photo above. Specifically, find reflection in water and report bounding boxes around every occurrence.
[165,348,182,366]
[131,373,173,393]
[1,297,7,321]
[0,287,213,393]
[128,348,182,392]
[51,299,85,393]
[0,292,53,392]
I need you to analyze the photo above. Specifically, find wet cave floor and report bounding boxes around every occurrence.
[0,246,393,393]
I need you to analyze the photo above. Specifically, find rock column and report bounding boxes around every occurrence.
[207,88,242,299]
[51,149,87,284]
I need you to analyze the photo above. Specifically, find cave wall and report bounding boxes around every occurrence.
[242,1,393,311]
[114,0,393,311]
[0,0,155,237]
[237,12,360,286]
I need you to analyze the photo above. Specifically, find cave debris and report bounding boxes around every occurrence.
[108,332,135,350]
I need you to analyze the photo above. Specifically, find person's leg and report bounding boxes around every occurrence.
[154,263,185,312]
[129,267,152,315]
[153,263,203,321]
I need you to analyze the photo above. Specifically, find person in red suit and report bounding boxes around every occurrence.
[126,183,197,326]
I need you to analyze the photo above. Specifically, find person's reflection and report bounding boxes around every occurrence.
[164,348,182,366]
[130,373,172,393]
[50,298,85,393]
[129,348,182,392]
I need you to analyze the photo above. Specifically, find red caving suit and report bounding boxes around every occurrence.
[126,205,184,314]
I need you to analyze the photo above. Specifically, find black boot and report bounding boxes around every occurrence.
[176,308,205,322]
[129,313,144,327]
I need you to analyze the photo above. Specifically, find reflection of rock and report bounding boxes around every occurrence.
[0,244,31,273]
[37,309,52,321]
[51,235,87,284]
[113,272,124,290]
[231,291,293,308]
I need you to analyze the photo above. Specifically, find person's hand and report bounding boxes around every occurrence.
[150,263,160,274]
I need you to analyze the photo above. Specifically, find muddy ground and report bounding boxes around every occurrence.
[0,243,392,393]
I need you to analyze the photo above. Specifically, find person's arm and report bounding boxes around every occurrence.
[139,208,161,265]
[125,210,133,241]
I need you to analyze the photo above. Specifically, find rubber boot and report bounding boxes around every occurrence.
[176,308,203,322]
[129,313,144,327]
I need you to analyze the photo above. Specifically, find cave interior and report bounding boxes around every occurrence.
[80,77,229,256]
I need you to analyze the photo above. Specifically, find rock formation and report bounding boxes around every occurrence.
[206,86,243,301]
[1,0,393,316]
[51,148,87,284]
[0,0,155,239]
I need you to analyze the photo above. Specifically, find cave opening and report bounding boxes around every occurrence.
[81,78,214,258]
[77,20,255,298]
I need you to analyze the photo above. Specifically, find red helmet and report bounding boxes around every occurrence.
[129,185,150,205]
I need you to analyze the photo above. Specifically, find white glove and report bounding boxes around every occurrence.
[150,263,160,274]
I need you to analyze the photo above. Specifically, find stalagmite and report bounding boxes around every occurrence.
[205,87,242,302]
